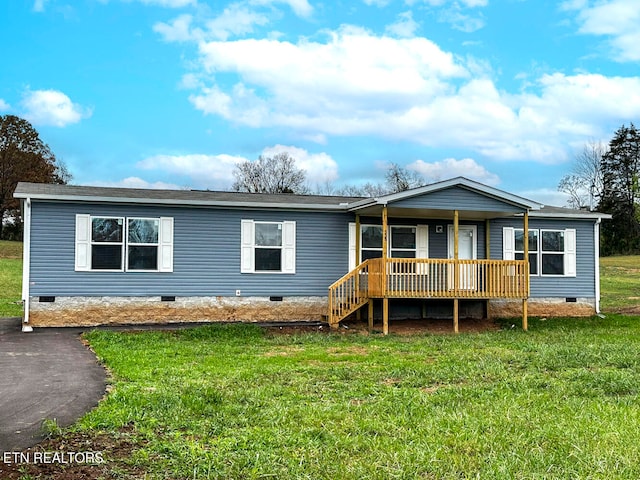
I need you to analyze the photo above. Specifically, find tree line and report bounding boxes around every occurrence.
[558,123,640,256]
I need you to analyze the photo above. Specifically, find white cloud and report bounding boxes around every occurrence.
[408,158,500,186]
[438,8,485,33]
[192,27,467,124]
[205,4,270,40]
[0,99,10,111]
[154,14,198,42]
[519,187,571,208]
[260,145,339,183]
[385,11,419,38]
[33,0,49,12]
[136,153,248,189]
[250,0,313,18]
[88,177,183,190]
[569,0,640,62]
[21,89,92,127]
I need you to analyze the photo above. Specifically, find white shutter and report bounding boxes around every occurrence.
[282,221,296,274]
[564,228,577,277]
[158,217,174,272]
[240,220,254,273]
[416,225,429,258]
[348,222,356,270]
[502,227,514,260]
[75,214,91,271]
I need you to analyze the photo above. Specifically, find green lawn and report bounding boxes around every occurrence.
[0,240,23,317]
[600,255,640,312]
[68,318,640,479]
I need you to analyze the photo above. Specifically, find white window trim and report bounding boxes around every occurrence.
[75,214,173,273]
[241,219,296,274]
[504,227,576,278]
[125,217,160,272]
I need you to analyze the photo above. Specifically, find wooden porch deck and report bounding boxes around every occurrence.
[328,258,529,333]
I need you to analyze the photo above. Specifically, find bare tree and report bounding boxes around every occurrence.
[232,152,307,194]
[385,162,425,192]
[558,140,606,209]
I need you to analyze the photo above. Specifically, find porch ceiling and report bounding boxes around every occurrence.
[354,205,525,220]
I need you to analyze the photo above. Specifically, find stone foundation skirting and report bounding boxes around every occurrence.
[489,298,596,318]
[27,296,328,327]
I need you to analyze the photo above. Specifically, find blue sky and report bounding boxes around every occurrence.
[1,0,639,205]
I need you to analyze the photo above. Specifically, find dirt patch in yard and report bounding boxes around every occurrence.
[0,425,147,480]
[263,318,501,336]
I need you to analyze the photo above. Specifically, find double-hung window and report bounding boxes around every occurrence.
[91,217,124,270]
[241,220,296,273]
[514,229,538,275]
[390,226,417,258]
[127,218,160,271]
[75,214,173,272]
[361,225,383,261]
[504,227,576,277]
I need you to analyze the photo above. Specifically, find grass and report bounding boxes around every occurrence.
[600,255,640,311]
[0,240,23,317]
[65,318,640,479]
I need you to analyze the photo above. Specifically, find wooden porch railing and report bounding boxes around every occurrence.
[328,258,529,326]
[328,259,371,326]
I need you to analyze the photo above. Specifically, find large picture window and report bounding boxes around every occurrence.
[241,220,296,274]
[75,214,173,272]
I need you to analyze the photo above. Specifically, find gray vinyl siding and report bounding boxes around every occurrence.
[490,218,597,298]
[390,186,526,213]
[359,217,487,259]
[29,202,353,297]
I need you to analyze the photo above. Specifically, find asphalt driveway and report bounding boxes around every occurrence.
[0,318,106,453]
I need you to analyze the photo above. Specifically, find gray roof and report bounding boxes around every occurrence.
[13,180,611,219]
[535,205,611,219]
[14,182,365,210]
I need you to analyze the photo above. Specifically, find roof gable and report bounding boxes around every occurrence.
[349,177,542,212]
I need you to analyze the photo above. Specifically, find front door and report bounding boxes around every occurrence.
[448,225,477,289]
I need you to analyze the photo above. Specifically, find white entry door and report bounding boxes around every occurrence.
[448,225,477,290]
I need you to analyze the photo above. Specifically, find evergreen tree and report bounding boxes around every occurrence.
[598,123,640,255]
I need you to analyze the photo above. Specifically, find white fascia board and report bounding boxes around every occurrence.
[528,211,612,220]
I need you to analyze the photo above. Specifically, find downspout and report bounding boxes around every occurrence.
[594,218,601,314]
[21,197,33,332]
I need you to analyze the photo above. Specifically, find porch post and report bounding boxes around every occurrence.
[523,210,529,331]
[355,214,361,265]
[485,219,491,259]
[368,299,374,332]
[453,210,459,333]
[355,214,362,321]
[382,205,389,335]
